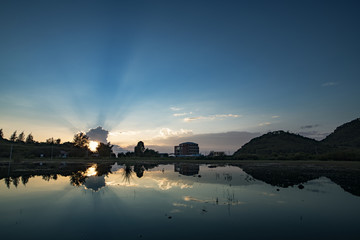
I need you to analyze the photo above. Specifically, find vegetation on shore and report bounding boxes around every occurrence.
[234,118,360,160]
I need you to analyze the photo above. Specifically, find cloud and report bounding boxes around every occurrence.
[271,116,280,119]
[173,112,192,117]
[183,196,212,203]
[108,127,260,154]
[300,124,320,129]
[258,122,271,126]
[159,128,193,138]
[322,82,338,87]
[170,107,183,111]
[184,114,241,122]
[155,178,193,190]
[184,116,208,122]
[146,131,261,154]
[298,131,329,140]
[86,126,109,143]
[215,114,241,118]
[107,128,194,151]
[112,145,128,154]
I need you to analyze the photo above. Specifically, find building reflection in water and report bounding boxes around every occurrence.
[174,163,200,176]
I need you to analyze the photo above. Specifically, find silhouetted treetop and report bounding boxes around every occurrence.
[96,142,113,157]
[10,131,17,142]
[73,132,89,148]
[17,131,25,143]
[134,141,145,156]
[25,133,35,144]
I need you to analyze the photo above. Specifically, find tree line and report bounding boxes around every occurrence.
[0,129,61,145]
[0,128,114,159]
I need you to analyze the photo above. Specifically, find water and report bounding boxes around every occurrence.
[1,163,359,239]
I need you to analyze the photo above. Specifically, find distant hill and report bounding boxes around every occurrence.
[322,118,360,148]
[233,118,360,160]
[233,131,320,160]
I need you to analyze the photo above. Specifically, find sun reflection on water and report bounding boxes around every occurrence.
[85,164,98,177]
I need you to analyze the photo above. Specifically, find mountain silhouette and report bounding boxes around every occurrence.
[234,118,360,160]
[322,118,360,148]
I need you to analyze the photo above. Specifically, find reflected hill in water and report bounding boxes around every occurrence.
[1,162,359,196]
[234,163,360,197]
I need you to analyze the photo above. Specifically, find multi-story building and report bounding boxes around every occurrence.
[174,142,199,156]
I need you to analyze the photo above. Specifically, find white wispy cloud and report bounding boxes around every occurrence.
[271,115,280,119]
[158,128,193,138]
[170,107,183,111]
[258,122,271,126]
[184,114,241,122]
[173,112,192,117]
[322,82,338,87]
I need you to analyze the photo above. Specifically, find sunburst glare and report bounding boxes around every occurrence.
[89,141,99,152]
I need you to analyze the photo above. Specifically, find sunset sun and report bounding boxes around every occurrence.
[89,141,99,152]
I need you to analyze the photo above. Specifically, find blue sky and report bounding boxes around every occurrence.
[1,0,359,153]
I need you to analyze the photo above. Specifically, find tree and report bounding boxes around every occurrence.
[144,148,159,157]
[134,141,145,156]
[10,131,17,142]
[73,132,89,148]
[97,142,114,157]
[55,138,61,145]
[26,133,35,144]
[17,131,25,142]
[0,128,3,139]
[46,137,55,144]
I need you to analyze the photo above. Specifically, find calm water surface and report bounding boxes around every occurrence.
[1,163,359,239]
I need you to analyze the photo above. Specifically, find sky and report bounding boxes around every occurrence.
[1,0,359,154]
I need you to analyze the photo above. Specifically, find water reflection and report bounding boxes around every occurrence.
[174,163,200,176]
[1,162,360,240]
[1,162,360,197]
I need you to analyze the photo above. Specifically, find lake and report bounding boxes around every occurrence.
[1,162,359,239]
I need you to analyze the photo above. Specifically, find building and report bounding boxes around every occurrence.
[174,142,199,156]
[208,151,226,157]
